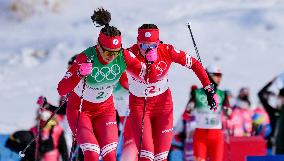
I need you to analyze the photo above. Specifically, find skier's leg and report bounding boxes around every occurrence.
[66,99,100,161]
[92,109,118,161]
[129,108,154,161]
[193,128,207,161]
[120,118,138,161]
[152,108,173,161]
[207,129,224,161]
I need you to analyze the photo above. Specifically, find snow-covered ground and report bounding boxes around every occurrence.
[0,0,283,134]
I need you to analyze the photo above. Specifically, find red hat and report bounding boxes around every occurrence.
[137,29,159,43]
[98,32,122,51]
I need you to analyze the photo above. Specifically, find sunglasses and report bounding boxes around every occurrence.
[211,73,222,77]
[102,49,121,56]
[99,43,121,56]
[139,43,158,51]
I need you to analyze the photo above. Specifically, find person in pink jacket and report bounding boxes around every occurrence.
[227,87,252,136]
[30,108,68,161]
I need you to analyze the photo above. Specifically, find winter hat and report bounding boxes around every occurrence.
[137,28,159,43]
[206,65,222,75]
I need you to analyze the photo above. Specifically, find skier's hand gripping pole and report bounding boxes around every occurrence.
[204,84,218,111]
[69,59,92,161]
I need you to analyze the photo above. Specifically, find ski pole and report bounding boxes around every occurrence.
[19,94,69,158]
[138,60,151,161]
[69,76,88,161]
[186,22,203,65]
[35,109,41,161]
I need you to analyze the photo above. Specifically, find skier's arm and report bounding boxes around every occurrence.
[119,72,129,90]
[258,80,278,114]
[168,45,210,87]
[46,103,67,115]
[37,96,67,115]
[58,132,69,161]
[123,49,158,83]
[57,53,88,96]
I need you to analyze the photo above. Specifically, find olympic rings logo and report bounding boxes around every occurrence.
[90,64,121,82]
[155,61,167,76]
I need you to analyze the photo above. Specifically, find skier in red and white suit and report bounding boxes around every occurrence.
[57,9,156,161]
[125,24,217,161]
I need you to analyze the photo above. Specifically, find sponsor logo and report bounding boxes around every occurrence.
[64,72,72,79]
[113,39,119,45]
[155,61,167,76]
[145,32,151,38]
[91,64,121,82]
[106,121,117,126]
[161,128,173,134]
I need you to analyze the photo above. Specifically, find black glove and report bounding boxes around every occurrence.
[204,84,218,111]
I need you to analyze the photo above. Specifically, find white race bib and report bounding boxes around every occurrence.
[127,74,169,97]
[194,111,222,129]
[74,79,113,103]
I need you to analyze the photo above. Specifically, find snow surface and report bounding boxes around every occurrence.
[0,0,284,134]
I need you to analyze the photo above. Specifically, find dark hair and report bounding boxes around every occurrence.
[280,88,284,97]
[91,8,121,37]
[138,24,158,30]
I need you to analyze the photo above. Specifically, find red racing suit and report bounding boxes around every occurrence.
[57,46,153,161]
[126,43,211,161]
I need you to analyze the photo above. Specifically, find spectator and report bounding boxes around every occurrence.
[227,87,253,136]
[258,78,281,151]
[5,107,68,161]
[275,88,284,154]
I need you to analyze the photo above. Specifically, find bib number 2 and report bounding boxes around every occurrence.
[96,92,105,99]
[146,86,160,94]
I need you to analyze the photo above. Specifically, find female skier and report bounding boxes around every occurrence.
[125,24,217,161]
[57,9,155,161]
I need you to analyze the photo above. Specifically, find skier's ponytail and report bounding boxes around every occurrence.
[91,8,121,37]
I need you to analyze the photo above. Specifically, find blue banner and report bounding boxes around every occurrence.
[247,155,284,161]
[0,134,19,161]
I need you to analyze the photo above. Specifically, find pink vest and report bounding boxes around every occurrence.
[31,125,63,161]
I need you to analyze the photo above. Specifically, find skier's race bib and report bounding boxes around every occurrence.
[74,79,113,103]
[127,74,169,97]
[194,111,222,129]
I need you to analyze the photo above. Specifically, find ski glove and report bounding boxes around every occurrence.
[37,96,47,108]
[204,84,218,111]
[145,49,157,64]
[79,62,92,76]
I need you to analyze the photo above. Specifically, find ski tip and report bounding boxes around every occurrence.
[19,151,25,158]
